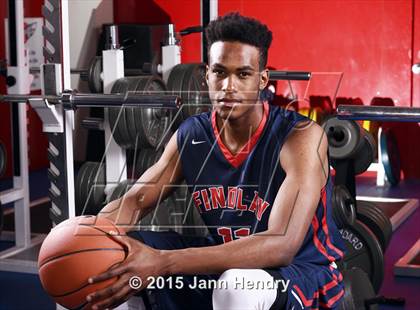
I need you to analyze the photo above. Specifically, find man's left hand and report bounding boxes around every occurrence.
[86,235,167,310]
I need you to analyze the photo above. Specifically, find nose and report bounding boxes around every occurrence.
[222,75,236,93]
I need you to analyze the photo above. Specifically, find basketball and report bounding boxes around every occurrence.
[37,215,127,309]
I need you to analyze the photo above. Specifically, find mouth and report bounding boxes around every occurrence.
[217,98,242,108]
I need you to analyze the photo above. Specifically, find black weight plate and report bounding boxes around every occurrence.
[353,131,376,175]
[181,63,210,120]
[137,76,170,148]
[135,148,163,177]
[356,201,392,252]
[339,220,384,292]
[323,117,361,160]
[340,268,378,310]
[75,162,91,213]
[83,162,100,215]
[380,129,401,186]
[109,78,127,147]
[332,185,356,228]
[0,141,6,177]
[167,64,200,128]
[125,78,144,149]
[88,56,103,93]
[88,163,106,215]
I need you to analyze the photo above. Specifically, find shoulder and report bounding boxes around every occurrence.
[178,112,211,132]
[268,104,308,133]
[280,121,329,178]
[176,112,212,147]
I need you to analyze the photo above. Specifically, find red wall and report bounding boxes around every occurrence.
[219,0,413,106]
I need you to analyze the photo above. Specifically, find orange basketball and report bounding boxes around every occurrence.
[38,215,127,309]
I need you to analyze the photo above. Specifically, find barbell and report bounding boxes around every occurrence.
[337,104,420,122]
[0,90,180,110]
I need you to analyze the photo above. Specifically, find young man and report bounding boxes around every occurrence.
[87,13,345,310]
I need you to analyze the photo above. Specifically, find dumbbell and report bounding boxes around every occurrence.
[323,117,376,175]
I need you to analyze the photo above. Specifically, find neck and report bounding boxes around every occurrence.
[216,102,264,153]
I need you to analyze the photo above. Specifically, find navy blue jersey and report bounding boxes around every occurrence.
[177,102,345,266]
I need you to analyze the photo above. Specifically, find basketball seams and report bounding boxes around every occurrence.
[41,257,126,298]
[39,248,125,268]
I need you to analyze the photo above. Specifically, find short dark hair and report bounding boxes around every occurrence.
[205,12,273,69]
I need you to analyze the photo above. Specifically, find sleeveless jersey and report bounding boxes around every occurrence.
[176,102,345,266]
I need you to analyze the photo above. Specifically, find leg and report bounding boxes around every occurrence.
[212,269,288,310]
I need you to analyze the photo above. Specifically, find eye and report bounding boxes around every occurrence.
[212,69,225,77]
[239,72,251,78]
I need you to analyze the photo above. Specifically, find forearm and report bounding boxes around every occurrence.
[97,195,152,231]
[161,232,293,275]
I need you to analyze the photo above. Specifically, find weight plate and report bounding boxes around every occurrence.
[332,185,356,228]
[75,162,106,216]
[167,63,210,126]
[136,76,170,148]
[181,63,209,119]
[167,64,192,128]
[82,162,100,215]
[109,76,171,149]
[323,117,361,160]
[87,163,106,215]
[87,56,103,93]
[353,130,376,175]
[339,219,384,292]
[380,128,401,186]
[356,201,392,252]
[135,148,163,177]
[125,78,143,149]
[109,78,128,147]
[75,162,91,211]
[0,140,7,177]
[341,267,378,310]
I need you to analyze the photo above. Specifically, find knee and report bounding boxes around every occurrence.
[212,269,242,308]
[212,269,280,310]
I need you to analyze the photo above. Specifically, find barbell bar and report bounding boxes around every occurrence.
[0,90,180,110]
[337,105,420,122]
[28,62,311,81]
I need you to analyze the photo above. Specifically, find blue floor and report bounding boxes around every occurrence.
[0,271,55,309]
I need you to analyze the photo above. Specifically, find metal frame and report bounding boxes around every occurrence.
[394,238,420,278]
[356,196,419,231]
[0,0,41,272]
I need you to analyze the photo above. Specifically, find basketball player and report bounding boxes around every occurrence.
[87,13,345,310]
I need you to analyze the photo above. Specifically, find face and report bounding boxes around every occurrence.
[206,41,269,121]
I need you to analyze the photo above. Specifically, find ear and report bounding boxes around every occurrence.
[206,65,210,85]
[259,69,269,90]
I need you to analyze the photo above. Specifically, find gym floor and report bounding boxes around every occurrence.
[0,169,419,309]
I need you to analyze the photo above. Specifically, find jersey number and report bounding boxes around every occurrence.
[217,227,250,243]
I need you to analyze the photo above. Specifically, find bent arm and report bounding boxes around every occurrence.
[98,132,183,230]
[160,122,329,275]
